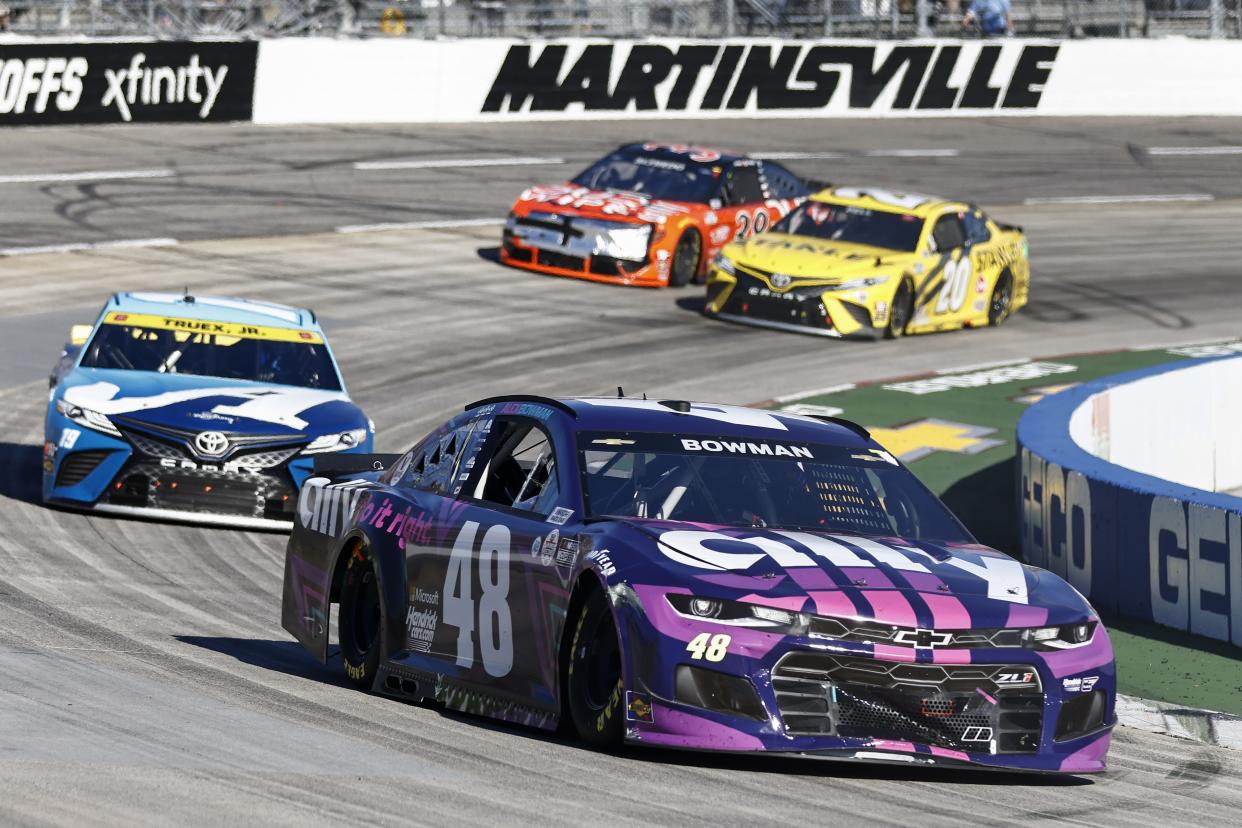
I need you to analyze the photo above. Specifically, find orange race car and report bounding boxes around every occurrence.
[500,143,819,287]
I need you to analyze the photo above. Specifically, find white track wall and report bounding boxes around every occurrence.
[1069,358,1242,493]
[251,38,1242,124]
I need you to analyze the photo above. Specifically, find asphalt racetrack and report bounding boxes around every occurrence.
[3,118,1242,825]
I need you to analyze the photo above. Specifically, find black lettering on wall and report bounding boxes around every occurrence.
[726,45,803,109]
[786,46,843,110]
[548,44,614,110]
[959,45,1003,109]
[665,45,720,110]
[916,46,963,109]
[844,46,933,110]
[607,45,676,111]
[701,45,745,110]
[1003,45,1059,109]
[481,44,568,112]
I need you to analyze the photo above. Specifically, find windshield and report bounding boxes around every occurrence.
[571,151,720,203]
[579,433,972,544]
[773,201,924,252]
[79,313,342,390]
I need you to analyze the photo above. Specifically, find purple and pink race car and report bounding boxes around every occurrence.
[282,396,1113,773]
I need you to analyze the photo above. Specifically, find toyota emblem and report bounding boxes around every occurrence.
[770,273,792,289]
[194,431,230,457]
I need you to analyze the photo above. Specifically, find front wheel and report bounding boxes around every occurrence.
[884,279,914,339]
[338,544,383,689]
[668,230,702,288]
[566,590,625,747]
[989,271,1014,327]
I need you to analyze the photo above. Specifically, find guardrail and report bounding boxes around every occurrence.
[2,0,1240,39]
[1017,354,1242,647]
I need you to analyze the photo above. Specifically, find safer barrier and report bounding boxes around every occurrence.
[1018,355,1242,647]
[8,36,1242,126]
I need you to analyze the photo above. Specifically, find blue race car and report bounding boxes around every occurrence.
[282,395,1114,773]
[44,292,374,530]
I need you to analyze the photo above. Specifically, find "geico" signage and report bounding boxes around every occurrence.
[1020,446,1242,645]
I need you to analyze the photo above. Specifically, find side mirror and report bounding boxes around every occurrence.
[69,324,92,345]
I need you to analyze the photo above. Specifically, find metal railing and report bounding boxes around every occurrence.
[2,0,1240,38]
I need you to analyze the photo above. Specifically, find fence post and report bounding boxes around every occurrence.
[1210,0,1224,38]
[916,0,932,35]
[724,0,736,36]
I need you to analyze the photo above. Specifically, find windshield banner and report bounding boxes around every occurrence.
[102,311,323,344]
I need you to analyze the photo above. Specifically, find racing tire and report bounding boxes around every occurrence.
[668,230,702,288]
[338,543,383,689]
[988,271,1014,327]
[566,589,625,748]
[884,279,915,340]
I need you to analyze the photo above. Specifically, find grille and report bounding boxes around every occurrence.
[725,276,828,328]
[55,450,112,487]
[233,445,302,469]
[805,616,1041,651]
[122,429,186,460]
[103,463,295,520]
[536,250,586,271]
[773,652,1042,753]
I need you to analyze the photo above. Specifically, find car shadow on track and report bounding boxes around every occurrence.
[180,636,1091,787]
[476,246,501,264]
[176,636,353,687]
[0,442,44,506]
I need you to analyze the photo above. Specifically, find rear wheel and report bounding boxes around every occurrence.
[989,271,1014,327]
[566,589,624,747]
[338,544,383,689]
[668,230,701,288]
[885,279,914,339]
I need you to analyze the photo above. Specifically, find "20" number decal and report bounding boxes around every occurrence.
[935,256,973,315]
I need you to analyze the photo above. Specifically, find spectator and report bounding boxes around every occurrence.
[0,5,11,32]
[961,0,1013,35]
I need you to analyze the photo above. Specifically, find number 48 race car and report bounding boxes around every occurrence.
[283,396,1113,773]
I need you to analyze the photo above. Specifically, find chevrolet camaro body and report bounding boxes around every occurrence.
[283,397,1112,773]
[43,292,373,530]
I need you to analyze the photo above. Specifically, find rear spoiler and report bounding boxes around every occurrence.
[996,221,1023,234]
[801,177,832,192]
[312,453,401,476]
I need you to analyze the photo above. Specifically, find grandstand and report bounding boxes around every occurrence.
[0,0,1238,38]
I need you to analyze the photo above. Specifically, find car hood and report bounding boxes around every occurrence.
[604,520,1093,630]
[56,368,365,438]
[513,183,693,225]
[728,233,917,280]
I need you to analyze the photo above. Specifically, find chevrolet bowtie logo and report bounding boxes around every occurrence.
[894,628,954,649]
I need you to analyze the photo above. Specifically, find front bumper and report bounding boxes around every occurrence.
[704,272,883,340]
[501,214,668,287]
[619,584,1115,774]
[42,413,370,531]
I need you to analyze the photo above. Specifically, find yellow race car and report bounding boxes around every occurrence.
[703,186,1029,339]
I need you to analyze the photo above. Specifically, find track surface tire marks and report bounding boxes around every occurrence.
[2,120,1242,825]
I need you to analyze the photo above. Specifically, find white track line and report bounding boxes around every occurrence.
[336,217,505,234]
[1023,193,1214,205]
[773,383,857,403]
[756,149,957,160]
[864,149,960,158]
[756,152,845,160]
[0,237,178,257]
[0,168,175,185]
[1145,146,1242,156]
[354,156,564,171]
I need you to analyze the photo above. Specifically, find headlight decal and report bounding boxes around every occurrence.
[302,427,369,454]
[55,398,121,437]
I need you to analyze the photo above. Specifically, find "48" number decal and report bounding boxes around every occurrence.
[443,521,514,677]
